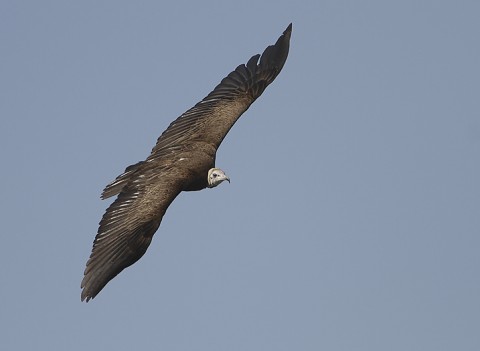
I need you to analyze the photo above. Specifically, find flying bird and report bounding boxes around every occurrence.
[81,24,292,302]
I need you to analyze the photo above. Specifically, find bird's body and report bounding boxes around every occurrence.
[81,24,292,302]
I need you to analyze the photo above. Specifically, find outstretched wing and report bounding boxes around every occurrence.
[149,23,292,158]
[81,165,187,302]
[100,24,291,200]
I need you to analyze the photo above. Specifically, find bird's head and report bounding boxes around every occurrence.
[207,168,230,188]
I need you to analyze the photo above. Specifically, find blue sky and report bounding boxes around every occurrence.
[1,1,479,350]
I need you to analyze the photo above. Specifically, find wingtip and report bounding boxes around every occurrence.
[80,290,90,303]
[285,23,292,34]
[81,283,98,302]
[279,23,292,43]
[281,23,292,46]
[80,277,93,302]
[257,23,291,72]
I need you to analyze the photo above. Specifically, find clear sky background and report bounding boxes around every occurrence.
[1,1,479,350]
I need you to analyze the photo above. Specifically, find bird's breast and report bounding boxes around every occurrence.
[177,146,216,192]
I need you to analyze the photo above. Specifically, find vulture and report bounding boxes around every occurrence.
[81,24,292,302]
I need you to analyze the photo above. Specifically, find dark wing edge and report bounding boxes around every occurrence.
[149,23,292,156]
[205,22,291,102]
[81,169,183,302]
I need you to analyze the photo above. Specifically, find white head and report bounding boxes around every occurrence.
[207,168,230,188]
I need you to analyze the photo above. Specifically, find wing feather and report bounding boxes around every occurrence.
[101,161,145,199]
[81,166,185,302]
[149,23,291,156]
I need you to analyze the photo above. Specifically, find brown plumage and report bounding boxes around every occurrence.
[81,24,292,302]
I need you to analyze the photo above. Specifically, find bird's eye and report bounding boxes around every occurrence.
[213,173,218,178]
